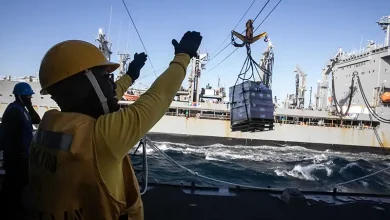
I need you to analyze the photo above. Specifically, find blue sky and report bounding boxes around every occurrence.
[1,0,389,105]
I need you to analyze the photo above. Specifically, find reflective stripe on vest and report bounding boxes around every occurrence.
[27,110,132,220]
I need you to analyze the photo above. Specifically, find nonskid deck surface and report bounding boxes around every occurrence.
[142,183,390,220]
[1,175,390,219]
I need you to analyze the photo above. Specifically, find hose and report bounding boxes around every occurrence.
[331,71,356,117]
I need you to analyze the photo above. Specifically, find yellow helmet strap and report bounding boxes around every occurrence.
[85,70,110,114]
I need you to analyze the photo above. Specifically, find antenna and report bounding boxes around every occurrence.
[108,5,113,41]
[126,22,131,53]
[117,22,122,53]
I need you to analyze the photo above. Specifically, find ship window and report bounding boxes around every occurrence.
[373,60,376,63]
[386,69,388,73]
[41,97,44,99]
[369,71,371,73]
[373,70,375,73]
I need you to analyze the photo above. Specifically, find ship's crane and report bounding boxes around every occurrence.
[187,51,208,105]
[117,53,131,79]
[308,86,313,110]
[317,48,343,111]
[258,39,274,88]
[294,65,307,109]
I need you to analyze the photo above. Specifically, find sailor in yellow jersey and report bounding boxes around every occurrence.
[25,31,202,220]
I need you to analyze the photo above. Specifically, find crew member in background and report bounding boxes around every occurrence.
[25,31,202,220]
[0,82,41,220]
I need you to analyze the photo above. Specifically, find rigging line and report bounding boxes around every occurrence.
[208,43,231,64]
[138,65,169,81]
[254,0,282,32]
[208,0,278,74]
[356,75,390,123]
[209,0,256,60]
[332,72,355,117]
[139,139,148,195]
[334,166,390,187]
[121,0,157,78]
[209,0,271,64]
[369,114,388,155]
[144,138,284,191]
[252,0,271,22]
[231,56,251,126]
[206,47,239,74]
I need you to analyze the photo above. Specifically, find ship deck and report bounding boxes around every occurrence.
[0,176,389,220]
[141,183,390,220]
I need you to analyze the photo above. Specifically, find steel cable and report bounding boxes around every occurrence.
[254,0,282,32]
[121,0,157,78]
[209,0,257,61]
[144,137,284,191]
[207,0,280,74]
[333,166,390,187]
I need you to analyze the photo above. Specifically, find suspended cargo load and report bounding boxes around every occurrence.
[229,81,274,132]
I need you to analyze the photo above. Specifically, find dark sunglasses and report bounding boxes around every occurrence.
[103,73,115,83]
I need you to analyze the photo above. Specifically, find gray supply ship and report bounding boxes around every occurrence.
[1,16,390,153]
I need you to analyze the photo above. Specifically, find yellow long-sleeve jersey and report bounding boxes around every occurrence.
[94,53,190,216]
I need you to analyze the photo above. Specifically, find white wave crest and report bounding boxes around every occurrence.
[339,162,360,174]
[275,163,333,181]
[146,140,388,164]
[205,153,227,162]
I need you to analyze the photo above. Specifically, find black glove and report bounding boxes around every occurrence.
[127,52,147,81]
[172,31,203,58]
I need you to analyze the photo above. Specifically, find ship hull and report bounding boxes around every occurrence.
[147,115,389,153]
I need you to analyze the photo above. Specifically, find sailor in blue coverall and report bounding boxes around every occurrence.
[0,82,41,219]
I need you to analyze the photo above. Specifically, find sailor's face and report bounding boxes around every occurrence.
[93,68,120,113]
[20,95,32,105]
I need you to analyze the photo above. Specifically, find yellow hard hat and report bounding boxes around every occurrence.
[39,40,119,95]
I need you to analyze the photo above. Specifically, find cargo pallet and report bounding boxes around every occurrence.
[231,118,274,132]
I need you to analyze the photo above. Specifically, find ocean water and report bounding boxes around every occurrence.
[132,141,390,194]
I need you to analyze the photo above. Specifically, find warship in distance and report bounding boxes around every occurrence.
[1,16,390,152]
